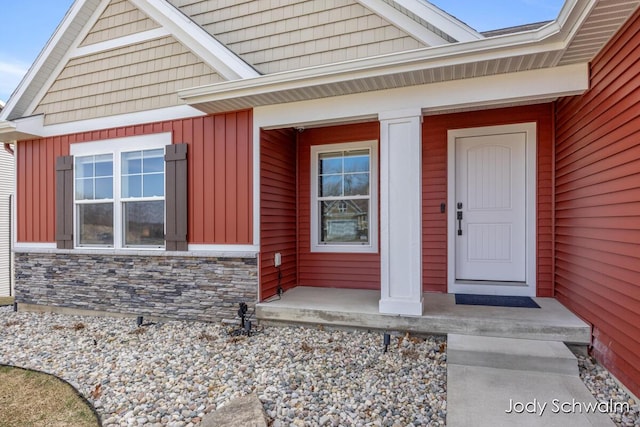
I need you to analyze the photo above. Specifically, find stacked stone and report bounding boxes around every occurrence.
[15,252,257,322]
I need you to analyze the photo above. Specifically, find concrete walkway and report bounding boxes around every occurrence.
[447,334,615,426]
[257,287,614,425]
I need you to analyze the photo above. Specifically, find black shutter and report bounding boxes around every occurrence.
[165,144,188,251]
[55,155,74,249]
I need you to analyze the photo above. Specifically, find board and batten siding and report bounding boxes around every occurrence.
[422,104,555,295]
[16,111,253,245]
[260,128,298,300]
[554,6,640,397]
[0,149,13,296]
[297,122,381,290]
[168,0,426,75]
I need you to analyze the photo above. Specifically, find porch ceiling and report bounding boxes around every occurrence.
[179,0,640,114]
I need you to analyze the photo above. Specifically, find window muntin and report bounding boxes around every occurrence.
[72,135,169,249]
[75,155,113,200]
[121,149,165,198]
[311,141,378,253]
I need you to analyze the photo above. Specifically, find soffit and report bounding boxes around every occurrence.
[180,0,640,114]
[558,0,640,65]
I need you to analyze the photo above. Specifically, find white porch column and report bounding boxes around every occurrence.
[379,109,423,316]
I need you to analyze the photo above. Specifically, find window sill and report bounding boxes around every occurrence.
[311,244,378,254]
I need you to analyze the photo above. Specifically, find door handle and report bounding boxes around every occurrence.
[457,203,463,236]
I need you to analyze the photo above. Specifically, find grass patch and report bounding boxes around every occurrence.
[0,366,100,427]
[0,297,14,306]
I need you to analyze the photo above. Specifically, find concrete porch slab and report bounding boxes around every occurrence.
[256,287,591,344]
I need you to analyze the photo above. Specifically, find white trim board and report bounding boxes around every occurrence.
[309,140,379,254]
[128,0,259,80]
[9,106,206,140]
[447,123,537,297]
[70,133,171,250]
[1,0,259,123]
[13,243,258,258]
[23,0,112,120]
[253,64,588,130]
[71,28,171,58]
[392,0,483,42]
[356,0,449,46]
[0,0,106,122]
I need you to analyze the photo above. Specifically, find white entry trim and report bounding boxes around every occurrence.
[447,123,537,296]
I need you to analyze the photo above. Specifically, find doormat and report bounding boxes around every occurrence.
[455,294,540,308]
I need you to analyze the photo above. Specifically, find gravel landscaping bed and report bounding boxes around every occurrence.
[0,307,447,426]
[575,351,640,427]
[3,306,637,426]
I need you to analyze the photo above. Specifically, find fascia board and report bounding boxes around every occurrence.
[2,105,206,141]
[179,0,596,105]
[23,0,111,119]
[179,35,567,104]
[128,0,259,80]
[393,0,483,42]
[355,0,449,46]
[3,0,260,124]
[252,63,589,131]
[0,119,42,143]
[0,0,90,122]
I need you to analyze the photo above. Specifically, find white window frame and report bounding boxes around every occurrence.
[310,140,378,253]
[71,133,171,250]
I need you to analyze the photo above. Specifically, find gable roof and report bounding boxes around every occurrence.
[1,0,640,136]
[0,0,258,123]
[179,0,640,114]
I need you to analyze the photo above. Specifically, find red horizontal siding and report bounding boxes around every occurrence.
[422,104,555,295]
[16,111,253,244]
[297,122,381,290]
[554,5,640,397]
[260,128,298,300]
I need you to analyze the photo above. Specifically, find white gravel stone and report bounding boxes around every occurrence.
[0,310,447,425]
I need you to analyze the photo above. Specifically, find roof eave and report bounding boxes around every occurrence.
[0,119,43,143]
[177,0,605,113]
[178,24,568,110]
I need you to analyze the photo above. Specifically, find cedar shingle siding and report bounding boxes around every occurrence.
[34,37,223,125]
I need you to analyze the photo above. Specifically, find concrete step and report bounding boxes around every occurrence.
[257,287,592,344]
[448,334,579,376]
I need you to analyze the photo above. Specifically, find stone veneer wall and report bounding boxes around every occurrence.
[15,252,258,322]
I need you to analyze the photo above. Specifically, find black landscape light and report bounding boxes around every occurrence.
[245,319,252,337]
[384,333,391,353]
[238,302,248,328]
[137,316,143,327]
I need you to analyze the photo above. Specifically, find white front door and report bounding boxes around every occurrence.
[448,123,536,296]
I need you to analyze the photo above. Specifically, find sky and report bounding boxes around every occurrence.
[0,0,565,104]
